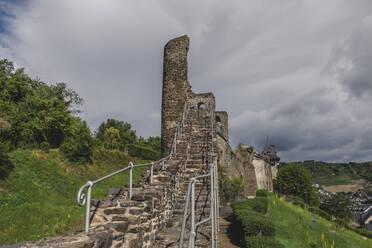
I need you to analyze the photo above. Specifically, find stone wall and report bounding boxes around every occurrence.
[216,135,278,198]
[215,111,228,141]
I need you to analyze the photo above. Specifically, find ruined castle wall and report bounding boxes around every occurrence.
[216,135,276,197]
[216,134,258,197]
[252,156,274,191]
[161,35,191,157]
[215,111,228,141]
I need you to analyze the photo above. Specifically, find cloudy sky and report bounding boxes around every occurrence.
[1,0,372,162]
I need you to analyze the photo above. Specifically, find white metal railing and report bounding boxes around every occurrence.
[178,106,219,248]
[178,160,218,248]
[77,103,189,233]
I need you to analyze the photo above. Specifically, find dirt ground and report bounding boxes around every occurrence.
[322,179,366,193]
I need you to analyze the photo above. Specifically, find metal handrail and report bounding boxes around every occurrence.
[77,102,190,233]
[77,161,156,233]
[178,162,218,248]
[178,105,219,248]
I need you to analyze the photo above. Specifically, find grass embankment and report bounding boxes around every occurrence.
[0,149,149,245]
[268,195,372,248]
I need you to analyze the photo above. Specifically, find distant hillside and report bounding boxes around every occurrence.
[281,161,372,190]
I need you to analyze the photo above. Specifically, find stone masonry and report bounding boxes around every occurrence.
[9,35,278,247]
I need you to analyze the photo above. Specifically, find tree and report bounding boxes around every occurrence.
[274,163,319,206]
[0,59,83,148]
[320,193,351,220]
[103,127,121,149]
[60,120,93,163]
[96,119,137,149]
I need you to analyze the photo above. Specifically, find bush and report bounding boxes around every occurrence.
[40,142,50,153]
[256,189,269,197]
[60,121,93,163]
[286,195,305,208]
[354,228,372,239]
[232,197,268,214]
[0,144,13,180]
[126,144,160,161]
[237,211,275,237]
[245,236,284,248]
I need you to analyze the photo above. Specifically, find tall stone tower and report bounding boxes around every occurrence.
[161,35,191,156]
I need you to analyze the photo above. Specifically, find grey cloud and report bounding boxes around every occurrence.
[1,0,372,161]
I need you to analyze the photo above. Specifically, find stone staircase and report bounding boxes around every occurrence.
[15,104,216,248]
[153,106,214,247]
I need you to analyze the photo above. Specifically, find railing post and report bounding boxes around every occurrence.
[190,180,196,248]
[210,165,215,248]
[173,133,177,154]
[162,159,165,170]
[215,159,220,232]
[150,162,154,184]
[84,181,93,233]
[129,162,133,199]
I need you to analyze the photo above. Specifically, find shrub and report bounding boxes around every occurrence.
[237,211,275,237]
[60,121,93,163]
[256,189,269,197]
[286,195,305,208]
[126,144,161,161]
[40,142,50,153]
[245,236,284,248]
[232,197,268,214]
[354,228,372,239]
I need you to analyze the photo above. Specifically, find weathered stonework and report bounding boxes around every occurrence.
[215,111,228,141]
[13,35,279,248]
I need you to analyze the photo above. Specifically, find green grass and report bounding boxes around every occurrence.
[268,194,372,248]
[0,149,149,245]
[313,174,352,186]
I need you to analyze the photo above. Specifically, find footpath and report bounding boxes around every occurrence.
[218,205,241,248]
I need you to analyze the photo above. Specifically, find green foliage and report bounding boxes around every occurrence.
[256,189,270,197]
[285,195,306,208]
[0,144,13,180]
[283,161,372,185]
[232,197,277,247]
[218,164,245,201]
[103,127,121,149]
[320,193,351,220]
[0,59,83,149]
[274,163,319,206]
[269,194,372,248]
[237,210,275,237]
[96,119,137,149]
[126,143,160,161]
[0,149,147,245]
[245,236,284,248]
[60,121,93,163]
[39,142,50,153]
[354,228,372,239]
[233,197,268,214]
[308,207,332,221]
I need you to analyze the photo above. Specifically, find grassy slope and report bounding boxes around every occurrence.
[0,149,148,245]
[268,195,372,248]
